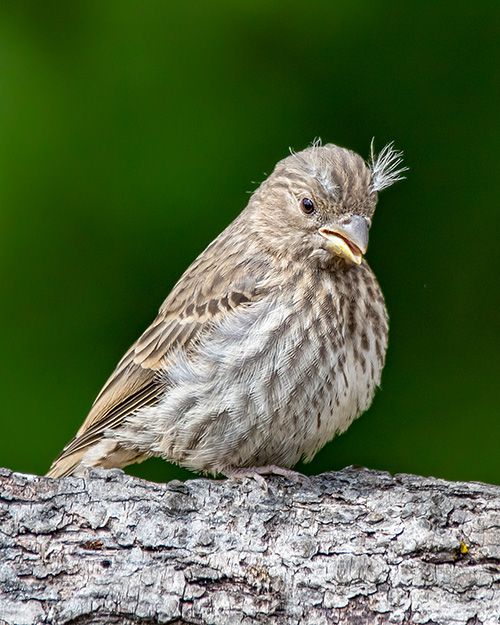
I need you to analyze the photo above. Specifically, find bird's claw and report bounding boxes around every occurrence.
[223,465,313,493]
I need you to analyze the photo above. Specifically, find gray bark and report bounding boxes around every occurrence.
[0,466,499,625]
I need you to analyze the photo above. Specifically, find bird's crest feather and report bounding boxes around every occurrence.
[370,140,408,192]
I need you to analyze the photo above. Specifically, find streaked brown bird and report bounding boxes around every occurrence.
[47,141,406,482]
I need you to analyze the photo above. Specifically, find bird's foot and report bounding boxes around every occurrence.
[223,465,313,493]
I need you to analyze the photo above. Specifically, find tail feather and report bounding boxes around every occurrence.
[46,451,86,478]
[46,440,148,478]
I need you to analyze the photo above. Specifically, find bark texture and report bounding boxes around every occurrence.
[0,466,499,625]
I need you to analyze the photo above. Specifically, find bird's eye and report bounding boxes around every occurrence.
[300,197,316,215]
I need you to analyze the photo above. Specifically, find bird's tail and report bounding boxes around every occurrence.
[46,450,86,478]
[46,439,148,478]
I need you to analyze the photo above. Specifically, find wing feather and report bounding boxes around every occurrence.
[48,235,269,475]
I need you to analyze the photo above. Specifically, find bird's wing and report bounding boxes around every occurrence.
[48,242,269,475]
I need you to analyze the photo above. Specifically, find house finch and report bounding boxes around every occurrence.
[47,141,406,482]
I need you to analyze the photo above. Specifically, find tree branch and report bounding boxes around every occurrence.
[0,466,499,624]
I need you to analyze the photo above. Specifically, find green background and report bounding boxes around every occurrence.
[1,1,498,485]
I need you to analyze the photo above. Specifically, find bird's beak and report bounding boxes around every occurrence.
[318,215,369,265]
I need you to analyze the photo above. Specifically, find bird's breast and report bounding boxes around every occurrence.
[284,263,389,463]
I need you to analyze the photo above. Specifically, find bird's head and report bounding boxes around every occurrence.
[249,140,407,266]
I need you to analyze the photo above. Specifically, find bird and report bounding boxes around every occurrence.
[47,140,406,483]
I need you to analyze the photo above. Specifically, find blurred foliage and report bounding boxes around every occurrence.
[0,0,498,485]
